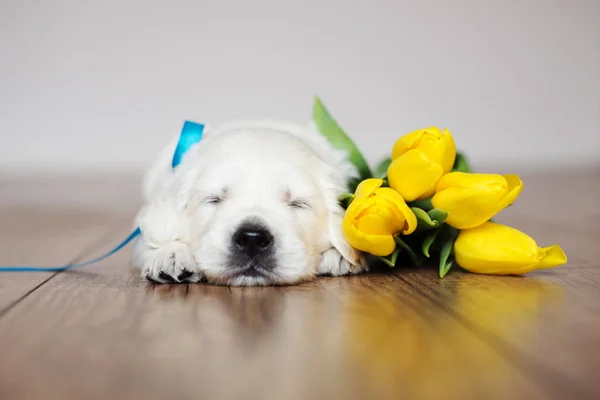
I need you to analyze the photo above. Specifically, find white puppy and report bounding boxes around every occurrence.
[131,120,367,286]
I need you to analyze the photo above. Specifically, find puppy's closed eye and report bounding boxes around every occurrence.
[284,190,312,210]
[288,198,312,210]
[199,188,228,205]
[202,195,223,205]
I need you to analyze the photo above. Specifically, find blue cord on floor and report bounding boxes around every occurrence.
[0,120,204,273]
[0,228,141,272]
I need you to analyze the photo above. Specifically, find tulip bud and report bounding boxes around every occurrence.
[342,179,417,256]
[454,222,567,275]
[387,127,456,201]
[432,172,523,229]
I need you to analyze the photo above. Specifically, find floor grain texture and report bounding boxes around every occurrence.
[0,172,598,400]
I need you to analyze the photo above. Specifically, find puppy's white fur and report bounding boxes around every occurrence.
[132,120,367,286]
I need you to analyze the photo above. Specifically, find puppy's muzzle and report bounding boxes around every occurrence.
[232,222,274,258]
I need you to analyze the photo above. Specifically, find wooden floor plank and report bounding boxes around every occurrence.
[0,251,549,400]
[396,267,600,397]
[0,177,141,312]
[0,205,126,311]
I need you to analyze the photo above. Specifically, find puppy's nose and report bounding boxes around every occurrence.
[233,224,274,257]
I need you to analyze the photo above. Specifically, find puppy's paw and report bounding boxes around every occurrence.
[140,242,205,283]
[317,247,368,276]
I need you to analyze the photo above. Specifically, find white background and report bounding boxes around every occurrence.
[1,0,598,177]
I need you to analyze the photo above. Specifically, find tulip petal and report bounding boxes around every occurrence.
[432,186,507,229]
[536,244,567,269]
[495,174,523,210]
[388,149,444,202]
[403,210,418,235]
[435,172,507,192]
[375,192,406,233]
[356,214,396,235]
[391,128,430,160]
[373,188,418,234]
[342,216,396,256]
[354,199,403,234]
[355,178,383,199]
[353,196,377,218]
[440,128,457,173]
[411,128,455,174]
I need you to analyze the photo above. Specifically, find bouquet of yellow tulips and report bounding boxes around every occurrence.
[313,98,567,278]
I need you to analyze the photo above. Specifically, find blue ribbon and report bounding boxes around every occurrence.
[0,120,205,273]
[172,120,204,168]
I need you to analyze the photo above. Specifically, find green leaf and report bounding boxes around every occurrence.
[411,208,449,233]
[411,207,440,232]
[440,257,454,278]
[373,157,392,179]
[379,246,401,267]
[312,97,372,183]
[453,152,472,173]
[394,235,423,266]
[408,198,433,211]
[338,193,354,202]
[338,193,354,209]
[422,228,443,258]
[438,226,459,278]
[427,208,448,224]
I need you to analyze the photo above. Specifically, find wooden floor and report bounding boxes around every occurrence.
[0,171,599,400]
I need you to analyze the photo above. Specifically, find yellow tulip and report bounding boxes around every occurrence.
[454,222,567,275]
[387,127,456,201]
[342,179,417,256]
[432,172,523,229]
